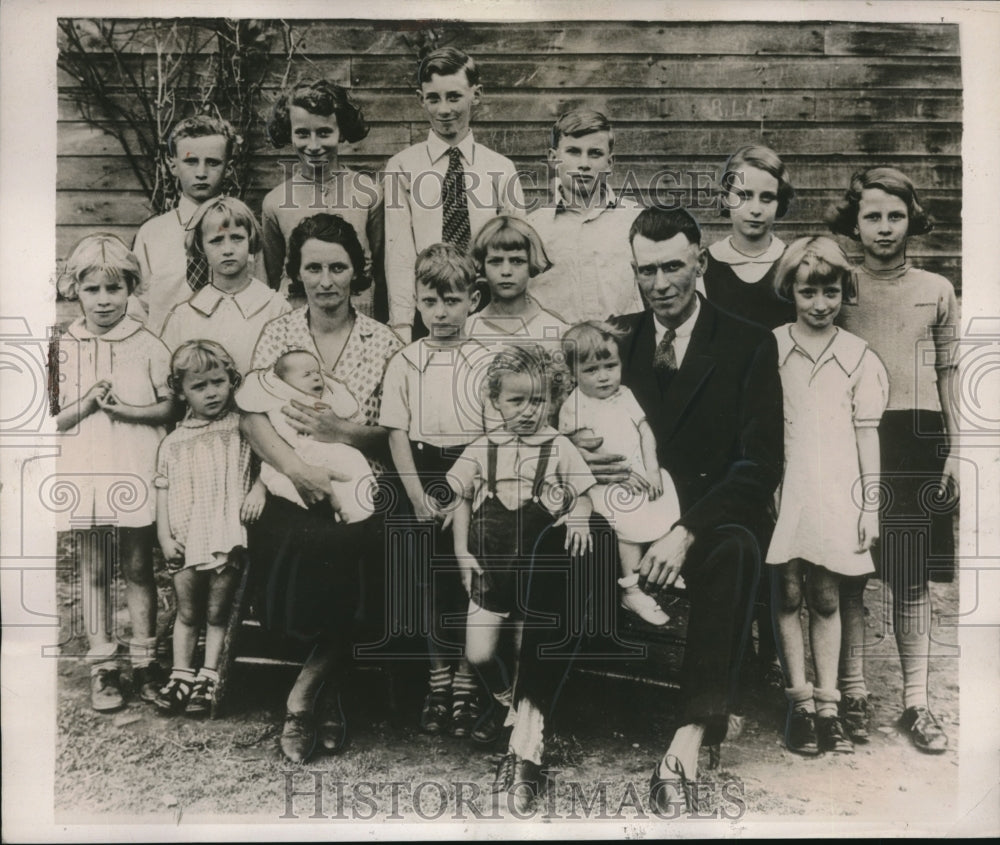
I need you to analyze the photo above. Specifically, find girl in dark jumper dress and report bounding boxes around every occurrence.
[704,144,796,330]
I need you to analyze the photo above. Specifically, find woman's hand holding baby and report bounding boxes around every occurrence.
[283,399,348,443]
[287,458,350,509]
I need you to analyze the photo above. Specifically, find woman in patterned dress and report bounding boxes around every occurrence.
[240,213,402,763]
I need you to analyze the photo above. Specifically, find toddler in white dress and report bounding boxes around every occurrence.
[559,322,681,626]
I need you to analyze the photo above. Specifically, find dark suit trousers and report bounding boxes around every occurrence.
[676,524,762,746]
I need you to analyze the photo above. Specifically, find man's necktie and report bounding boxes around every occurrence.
[653,327,677,373]
[442,147,471,252]
[186,251,210,292]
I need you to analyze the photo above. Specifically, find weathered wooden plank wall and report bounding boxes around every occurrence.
[56,19,963,289]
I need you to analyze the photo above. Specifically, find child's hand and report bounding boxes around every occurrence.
[95,390,135,422]
[410,493,438,523]
[241,480,267,524]
[81,380,111,415]
[455,552,482,596]
[857,510,879,552]
[940,453,960,505]
[555,512,594,556]
[159,535,185,571]
[621,470,651,497]
[645,468,663,500]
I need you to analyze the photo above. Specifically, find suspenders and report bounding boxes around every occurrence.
[484,439,555,505]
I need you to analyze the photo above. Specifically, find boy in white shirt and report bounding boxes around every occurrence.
[527,109,644,324]
[132,115,239,335]
[384,47,524,342]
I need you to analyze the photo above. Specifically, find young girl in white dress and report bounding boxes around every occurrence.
[559,321,681,626]
[153,340,265,716]
[52,234,174,711]
[766,237,888,756]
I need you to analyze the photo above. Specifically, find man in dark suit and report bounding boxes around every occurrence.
[590,205,783,811]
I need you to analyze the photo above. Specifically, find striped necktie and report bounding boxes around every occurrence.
[441,147,471,252]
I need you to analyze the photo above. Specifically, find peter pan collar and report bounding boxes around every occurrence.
[66,315,144,343]
[775,324,868,376]
[709,235,786,266]
[188,278,274,319]
[426,130,476,166]
[485,425,560,446]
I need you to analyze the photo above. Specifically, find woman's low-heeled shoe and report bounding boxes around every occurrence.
[318,692,347,753]
[281,710,317,763]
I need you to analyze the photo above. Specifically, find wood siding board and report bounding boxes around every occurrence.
[60,91,962,124]
[824,23,960,57]
[349,56,960,90]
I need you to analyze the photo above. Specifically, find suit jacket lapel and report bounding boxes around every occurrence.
[623,311,661,415]
[656,301,716,442]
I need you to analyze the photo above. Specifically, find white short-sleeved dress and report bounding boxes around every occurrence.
[558,385,680,543]
[766,325,890,575]
[49,316,171,530]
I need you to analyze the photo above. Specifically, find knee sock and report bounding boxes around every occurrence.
[428,665,451,696]
[452,669,476,716]
[838,576,869,699]
[893,580,931,710]
[784,682,815,713]
[813,687,840,719]
[508,699,545,765]
[129,636,157,670]
[85,641,119,670]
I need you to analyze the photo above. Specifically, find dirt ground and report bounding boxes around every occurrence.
[52,530,960,833]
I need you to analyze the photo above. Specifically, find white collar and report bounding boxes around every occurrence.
[176,194,200,227]
[654,294,701,342]
[544,178,634,221]
[188,278,273,319]
[66,314,144,342]
[426,130,476,166]
[774,324,868,375]
[399,337,487,372]
[709,235,786,266]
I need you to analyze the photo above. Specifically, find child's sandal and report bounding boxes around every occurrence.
[154,670,195,715]
[184,670,218,717]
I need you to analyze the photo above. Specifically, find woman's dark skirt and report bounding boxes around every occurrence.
[874,409,957,584]
[248,494,370,642]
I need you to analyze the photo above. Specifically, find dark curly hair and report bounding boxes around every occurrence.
[266,79,369,148]
[285,213,371,295]
[827,166,934,240]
